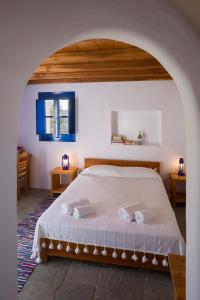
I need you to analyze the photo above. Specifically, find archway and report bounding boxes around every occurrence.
[18,37,186,297]
[1,1,200,299]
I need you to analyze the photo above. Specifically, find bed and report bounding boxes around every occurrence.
[32,158,185,272]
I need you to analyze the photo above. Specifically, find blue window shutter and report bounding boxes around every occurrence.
[68,98,75,134]
[36,99,45,135]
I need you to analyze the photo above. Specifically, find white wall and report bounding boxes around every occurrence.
[1,1,200,298]
[18,80,185,190]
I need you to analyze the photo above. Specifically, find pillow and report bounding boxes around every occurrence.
[81,165,120,177]
[81,165,161,180]
[114,166,161,179]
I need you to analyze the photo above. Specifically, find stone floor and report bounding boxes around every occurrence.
[17,189,186,300]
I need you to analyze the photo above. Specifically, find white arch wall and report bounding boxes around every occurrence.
[1,1,200,299]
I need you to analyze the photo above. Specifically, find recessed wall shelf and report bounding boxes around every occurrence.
[111,110,162,146]
[111,142,160,146]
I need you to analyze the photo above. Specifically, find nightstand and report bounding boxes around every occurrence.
[169,173,186,207]
[50,167,77,196]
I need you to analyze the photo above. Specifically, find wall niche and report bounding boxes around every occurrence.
[111,110,162,145]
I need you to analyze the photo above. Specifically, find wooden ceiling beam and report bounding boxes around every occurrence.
[36,60,163,73]
[31,68,170,80]
[28,75,171,84]
[58,47,144,55]
[44,49,151,64]
[57,40,135,52]
[28,39,172,84]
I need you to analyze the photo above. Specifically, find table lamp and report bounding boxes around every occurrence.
[178,157,185,176]
[62,154,70,170]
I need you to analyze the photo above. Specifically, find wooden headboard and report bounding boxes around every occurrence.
[84,158,160,174]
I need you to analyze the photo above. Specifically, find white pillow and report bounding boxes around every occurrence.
[81,165,119,177]
[81,165,161,180]
[114,166,161,179]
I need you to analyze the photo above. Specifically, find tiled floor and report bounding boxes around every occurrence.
[17,189,185,300]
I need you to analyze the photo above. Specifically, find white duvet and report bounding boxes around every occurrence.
[32,173,185,258]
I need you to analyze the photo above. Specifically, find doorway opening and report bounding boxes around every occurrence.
[17,38,186,298]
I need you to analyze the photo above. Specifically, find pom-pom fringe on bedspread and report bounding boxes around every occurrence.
[37,238,169,272]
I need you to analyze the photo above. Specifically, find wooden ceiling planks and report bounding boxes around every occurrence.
[28,39,172,84]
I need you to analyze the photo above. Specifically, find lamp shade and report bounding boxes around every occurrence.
[62,154,70,170]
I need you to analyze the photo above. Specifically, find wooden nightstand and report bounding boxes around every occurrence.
[168,254,185,300]
[169,173,186,207]
[50,167,77,196]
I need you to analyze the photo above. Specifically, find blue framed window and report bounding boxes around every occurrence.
[36,92,76,142]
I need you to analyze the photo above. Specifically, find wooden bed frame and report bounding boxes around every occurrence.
[85,158,160,174]
[40,239,169,272]
[39,158,169,272]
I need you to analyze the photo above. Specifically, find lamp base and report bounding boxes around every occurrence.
[178,170,185,176]
[63,166,69,170]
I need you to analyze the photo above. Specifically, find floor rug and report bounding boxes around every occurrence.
[17,198,54,293]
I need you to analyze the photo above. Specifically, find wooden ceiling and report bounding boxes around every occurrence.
[28,39,172,84]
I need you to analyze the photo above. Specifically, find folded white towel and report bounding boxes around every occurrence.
[61,199,90,215]
[73,205,96,218]
[118,203,146,222]
[135,209,155,224]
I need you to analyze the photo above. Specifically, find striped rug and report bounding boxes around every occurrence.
[17,198,54,293]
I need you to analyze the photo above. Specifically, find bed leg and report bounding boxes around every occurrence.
[40,248,48,263]
[40,239,48,263]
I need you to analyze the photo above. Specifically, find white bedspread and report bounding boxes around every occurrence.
[32,173,185,257]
